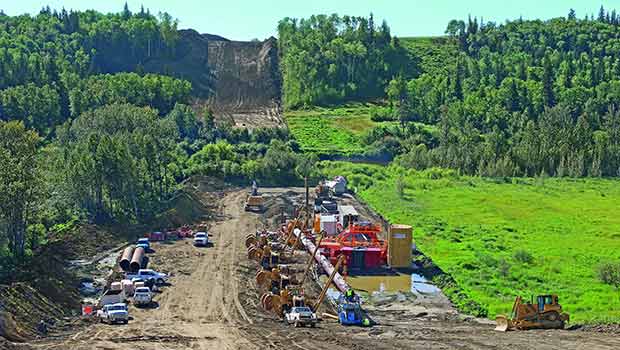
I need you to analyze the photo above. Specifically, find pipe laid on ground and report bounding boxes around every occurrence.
[130,247,145,272]
[292,228,350,293]
[119,247,134,271]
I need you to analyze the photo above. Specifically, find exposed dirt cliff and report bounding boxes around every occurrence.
[145,30,282,127]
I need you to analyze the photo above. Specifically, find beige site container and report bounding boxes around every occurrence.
[388,224,413,268]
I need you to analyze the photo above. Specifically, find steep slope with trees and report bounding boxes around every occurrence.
[384,7,620,177]
[278,14,414,108]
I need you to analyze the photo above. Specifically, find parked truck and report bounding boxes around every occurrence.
[97,303,129,324]
[125,269,169,285]
[285,306,319,327]
[133,287,153,307]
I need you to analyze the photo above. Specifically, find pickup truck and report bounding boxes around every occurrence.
[285,307,318,327]
[97,303,129,324]
[133,287,153,307]
[193,232,209,247]
[136,238,150,250]
[126,269,168,285]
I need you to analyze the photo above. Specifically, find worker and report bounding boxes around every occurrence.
[251,180,258,196]
[37,320,48,335]
[345,288,356,302]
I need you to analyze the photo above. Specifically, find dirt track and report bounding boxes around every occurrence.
[21,189,620,350]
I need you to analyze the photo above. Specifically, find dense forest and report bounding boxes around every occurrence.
[277,14,413,108]
[381,7,620,177]
[278,8,620,178]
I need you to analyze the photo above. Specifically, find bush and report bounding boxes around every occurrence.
[513,249,534,264]
[370,106,396,122]
[598,262,620,289]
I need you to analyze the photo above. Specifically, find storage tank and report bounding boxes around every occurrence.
[119,247,134,271]
[388,224,413,268]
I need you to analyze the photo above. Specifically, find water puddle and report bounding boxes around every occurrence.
[347,273,441,295]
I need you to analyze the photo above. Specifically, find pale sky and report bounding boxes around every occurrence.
[1,1,616,41]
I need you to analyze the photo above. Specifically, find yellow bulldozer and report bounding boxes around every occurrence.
[495,294,569,331]
[245,194,265,212]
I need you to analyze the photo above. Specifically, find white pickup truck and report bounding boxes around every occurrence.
[133,287,153,307]
[97,303,129,324]
[125,269,168,285]
[285,307,318,327]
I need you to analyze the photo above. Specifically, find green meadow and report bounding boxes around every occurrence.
[285,103,391,156]
[320,161,620,323]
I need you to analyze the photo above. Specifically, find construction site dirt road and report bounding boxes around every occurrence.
[18,189,620,350]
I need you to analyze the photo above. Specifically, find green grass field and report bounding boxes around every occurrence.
[320,161,620,323]
[286,103,393,156]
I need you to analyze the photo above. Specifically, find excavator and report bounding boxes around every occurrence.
[495,294,570,331]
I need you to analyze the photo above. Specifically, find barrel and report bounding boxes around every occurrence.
[119,247,134,271]
[388,224,413,268]
[130,247,145,272]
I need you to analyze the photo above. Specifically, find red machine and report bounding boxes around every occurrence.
[319,222,387,270]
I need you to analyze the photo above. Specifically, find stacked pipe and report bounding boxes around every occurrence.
[130,247,146,272]
[119,247,134,271]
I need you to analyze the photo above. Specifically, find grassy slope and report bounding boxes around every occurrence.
[320,162,620,323]
[285,37,454,156]
[286,103,394,156]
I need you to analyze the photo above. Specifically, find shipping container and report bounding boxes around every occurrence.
[388,224,413,268]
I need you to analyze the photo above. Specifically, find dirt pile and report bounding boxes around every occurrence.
[155,176,226,228]
[0,284,68,342]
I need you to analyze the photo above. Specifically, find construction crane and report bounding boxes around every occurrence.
[495,294,570,331]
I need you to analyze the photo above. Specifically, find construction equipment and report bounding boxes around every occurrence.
[495,295,570,331]
[337,295,364,326]
[245,194,265,212]
[319,221,388,269]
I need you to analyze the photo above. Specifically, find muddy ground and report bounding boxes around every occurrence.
[9,189,620,350]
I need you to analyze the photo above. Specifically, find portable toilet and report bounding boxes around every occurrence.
[110,282,122,291]
[320,215,338,236]
[121,279,135,297]
[388,224,413,268]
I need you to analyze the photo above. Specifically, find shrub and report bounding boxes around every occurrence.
[513,249,534,264]
[370,106,396,122]
[597,262,620,290]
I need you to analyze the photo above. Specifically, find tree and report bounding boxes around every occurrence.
[542,54,555,107]
[0,121,41,259]
[598,6,606,22]
[122,2,132,20]
[568,9,577,20]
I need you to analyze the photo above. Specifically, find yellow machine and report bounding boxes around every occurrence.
[495,295,569,331]
[245,195,265,212]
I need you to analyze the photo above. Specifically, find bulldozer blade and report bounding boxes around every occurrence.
[494,315,511,332]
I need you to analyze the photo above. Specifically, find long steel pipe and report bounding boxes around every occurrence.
[119,246,134,271]
[292,228,350,293]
